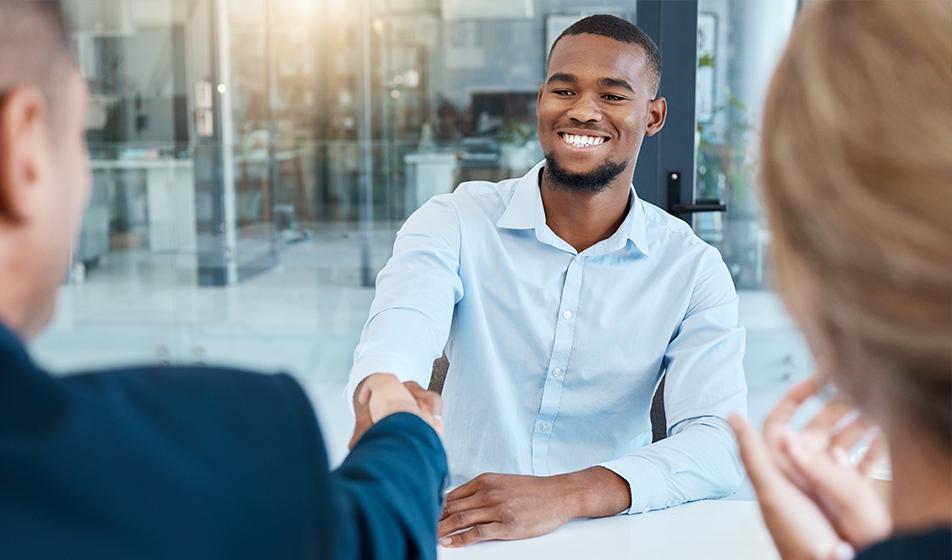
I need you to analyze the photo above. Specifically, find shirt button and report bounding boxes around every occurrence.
[562,310,573,320]
[552,368,562,378]
[538,422,550,433]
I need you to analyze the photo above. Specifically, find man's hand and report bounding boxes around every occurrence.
[438,467,630,547]
[730,375,891,560]
[348,374,443,449]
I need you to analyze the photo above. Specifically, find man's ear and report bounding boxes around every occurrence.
[645,96,667,137]
[0,87,50,224]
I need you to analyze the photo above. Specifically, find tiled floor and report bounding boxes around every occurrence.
[32,235,814,478]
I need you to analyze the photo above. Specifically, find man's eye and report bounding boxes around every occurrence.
[603,94,626,102]
[553,90,575,96]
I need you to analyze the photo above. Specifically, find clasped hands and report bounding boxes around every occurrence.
[348,373,444,449]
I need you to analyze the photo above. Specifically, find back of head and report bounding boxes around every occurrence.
[549,14,662,97]
[0,0,72,119]
[761,0,952,441]
[0,0,87,339]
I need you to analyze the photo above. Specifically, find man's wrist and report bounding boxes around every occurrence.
[556,467,632,519]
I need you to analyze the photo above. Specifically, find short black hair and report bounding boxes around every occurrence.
[0,0,73,118]
[548,14,662,96]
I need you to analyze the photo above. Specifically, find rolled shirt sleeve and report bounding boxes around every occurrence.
[599,247,747,513]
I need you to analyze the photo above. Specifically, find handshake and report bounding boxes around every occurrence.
[349,373,445,449]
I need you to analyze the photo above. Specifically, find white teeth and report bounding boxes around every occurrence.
[562,133,606,148]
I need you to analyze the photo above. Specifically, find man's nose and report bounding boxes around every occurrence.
[565,93,602,123]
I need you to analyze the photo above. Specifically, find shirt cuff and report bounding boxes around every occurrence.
[598,456,668,515]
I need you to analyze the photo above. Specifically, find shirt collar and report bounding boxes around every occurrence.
[496,160,547,231]
[496,159,651,257]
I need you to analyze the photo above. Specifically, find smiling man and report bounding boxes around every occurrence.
[347,14,747,546]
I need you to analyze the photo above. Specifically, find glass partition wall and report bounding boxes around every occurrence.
[691,0,808,424]
[36,1,805,454]
[39,0,643,377]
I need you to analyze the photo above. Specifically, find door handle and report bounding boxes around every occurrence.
[671,200,728,213]
[666,170,727,220]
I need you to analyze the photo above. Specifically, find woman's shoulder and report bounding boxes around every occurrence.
[857,527,952,560]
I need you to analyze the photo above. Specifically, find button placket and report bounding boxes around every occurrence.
[531,256,585,475]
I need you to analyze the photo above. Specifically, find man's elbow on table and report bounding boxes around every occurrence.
[643,416,748,507]
[687,416,747,498]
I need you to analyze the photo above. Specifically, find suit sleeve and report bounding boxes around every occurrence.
[277,373,447,560]
[327,414,448,560]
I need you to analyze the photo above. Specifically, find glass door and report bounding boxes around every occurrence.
[690,0,808,427]
[39,0,207,369]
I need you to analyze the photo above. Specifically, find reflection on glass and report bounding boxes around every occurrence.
[52,1,659,382]
[694,0,797,289]
[692,1,816,432]
[69,0,193,273]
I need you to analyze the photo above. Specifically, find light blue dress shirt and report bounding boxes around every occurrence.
[347,160,747,514]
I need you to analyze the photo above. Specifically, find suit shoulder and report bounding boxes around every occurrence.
[63,365,318,441]
[6,366,327,557]
[66,364,301,401]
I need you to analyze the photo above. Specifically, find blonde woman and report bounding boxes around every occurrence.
[729,1,952,559]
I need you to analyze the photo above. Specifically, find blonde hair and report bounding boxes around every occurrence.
[761,0,952,440]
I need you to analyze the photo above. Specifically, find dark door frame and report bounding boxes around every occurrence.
[634,0,699,216]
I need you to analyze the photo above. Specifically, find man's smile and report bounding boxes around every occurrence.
[557,130,611,151]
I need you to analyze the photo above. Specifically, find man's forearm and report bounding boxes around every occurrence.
[558,466,632,519]
[439,467,633,546]
[599,418,745,513]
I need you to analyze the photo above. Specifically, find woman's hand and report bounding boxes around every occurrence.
[730,375,891,560]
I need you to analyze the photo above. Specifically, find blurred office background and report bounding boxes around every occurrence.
[34,0,806,462]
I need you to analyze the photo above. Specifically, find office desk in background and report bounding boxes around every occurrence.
[439,500,779,560]
[88,159,196,254]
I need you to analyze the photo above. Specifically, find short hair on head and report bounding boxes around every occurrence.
[548,14,662,97]
[0,0,74,122]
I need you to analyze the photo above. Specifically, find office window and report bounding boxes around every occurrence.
[37,0,811,441]
[692,0,810,423]
[39,1,641,387]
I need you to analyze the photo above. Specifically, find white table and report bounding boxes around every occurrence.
[439,500,779,560]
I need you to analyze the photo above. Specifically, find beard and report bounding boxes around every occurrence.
[543,152,629,193]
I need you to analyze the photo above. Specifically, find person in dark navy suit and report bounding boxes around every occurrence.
[0,2,447,558]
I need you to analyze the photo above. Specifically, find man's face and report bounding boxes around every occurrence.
[537,33,666,189]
